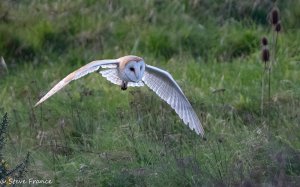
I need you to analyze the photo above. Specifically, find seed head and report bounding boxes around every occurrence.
[261,37,268,46]
[262,47,270,63]
[271,8,280,25]
[275,22,281,32]
[218,138,223,143]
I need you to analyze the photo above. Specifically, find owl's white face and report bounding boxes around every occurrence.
[124,60,145,82]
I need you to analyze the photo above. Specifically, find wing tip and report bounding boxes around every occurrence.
[34,97,45,107]
[34,101,42,107]
[190,122,205,137]
[194,128,205,137]
[198,130,205,138]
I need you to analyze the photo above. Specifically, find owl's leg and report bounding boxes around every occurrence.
[121,81,128,90]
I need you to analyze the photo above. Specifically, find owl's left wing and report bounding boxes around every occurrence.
[142,65,204,136]
[35,59,119,107]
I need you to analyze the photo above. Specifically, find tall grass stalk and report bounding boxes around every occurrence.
[261,3,281,123]
[268,5,281,123]
[260,38,270,121]
[261,63,266,119]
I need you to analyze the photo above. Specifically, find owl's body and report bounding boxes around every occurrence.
[35,55,204,136]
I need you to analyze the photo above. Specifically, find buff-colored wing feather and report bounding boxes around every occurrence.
[142,65,204,136]
[35,59,119,107]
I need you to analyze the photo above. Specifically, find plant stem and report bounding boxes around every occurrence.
[268,27,279,124]
[261,63,266,119]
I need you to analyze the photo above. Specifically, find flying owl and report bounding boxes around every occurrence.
[35,55,204,136]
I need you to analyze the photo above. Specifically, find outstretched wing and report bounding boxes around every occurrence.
[35,59,119,107]
[142,65,204,136]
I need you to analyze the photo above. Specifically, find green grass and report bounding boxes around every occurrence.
[1,0,300,186]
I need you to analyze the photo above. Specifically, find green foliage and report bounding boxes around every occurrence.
[220,28,259,60]
[0,113,30,185]
[0,0,300,186]
[0,28,36,62]
[143,29,176,59]
[0,113,8,156]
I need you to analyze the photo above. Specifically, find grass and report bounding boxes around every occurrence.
[1,0,300,186]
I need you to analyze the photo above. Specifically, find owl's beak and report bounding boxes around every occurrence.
[135,67,141,82]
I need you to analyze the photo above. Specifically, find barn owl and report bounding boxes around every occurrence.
[35,55,204,136]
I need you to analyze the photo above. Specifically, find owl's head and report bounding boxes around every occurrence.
[123,57,145,82]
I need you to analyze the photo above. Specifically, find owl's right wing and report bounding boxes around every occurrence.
[35,59,119,107]
[142,65,204,136]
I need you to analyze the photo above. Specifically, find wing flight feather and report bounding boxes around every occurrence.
[35,59,119,106]
[142,65,204,136]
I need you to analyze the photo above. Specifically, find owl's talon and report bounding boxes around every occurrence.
[121,81,128,90]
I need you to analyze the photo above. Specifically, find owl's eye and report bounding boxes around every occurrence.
[129,67,135,72]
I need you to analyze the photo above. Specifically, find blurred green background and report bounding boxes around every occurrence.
[0,0,300,186]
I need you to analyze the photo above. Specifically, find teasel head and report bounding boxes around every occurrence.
[262,47,270,63]
[271,8,280,25]
[261,37,268,46]
[275,22,281,32]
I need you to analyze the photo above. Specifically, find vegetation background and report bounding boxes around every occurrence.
[0,0,300,186]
